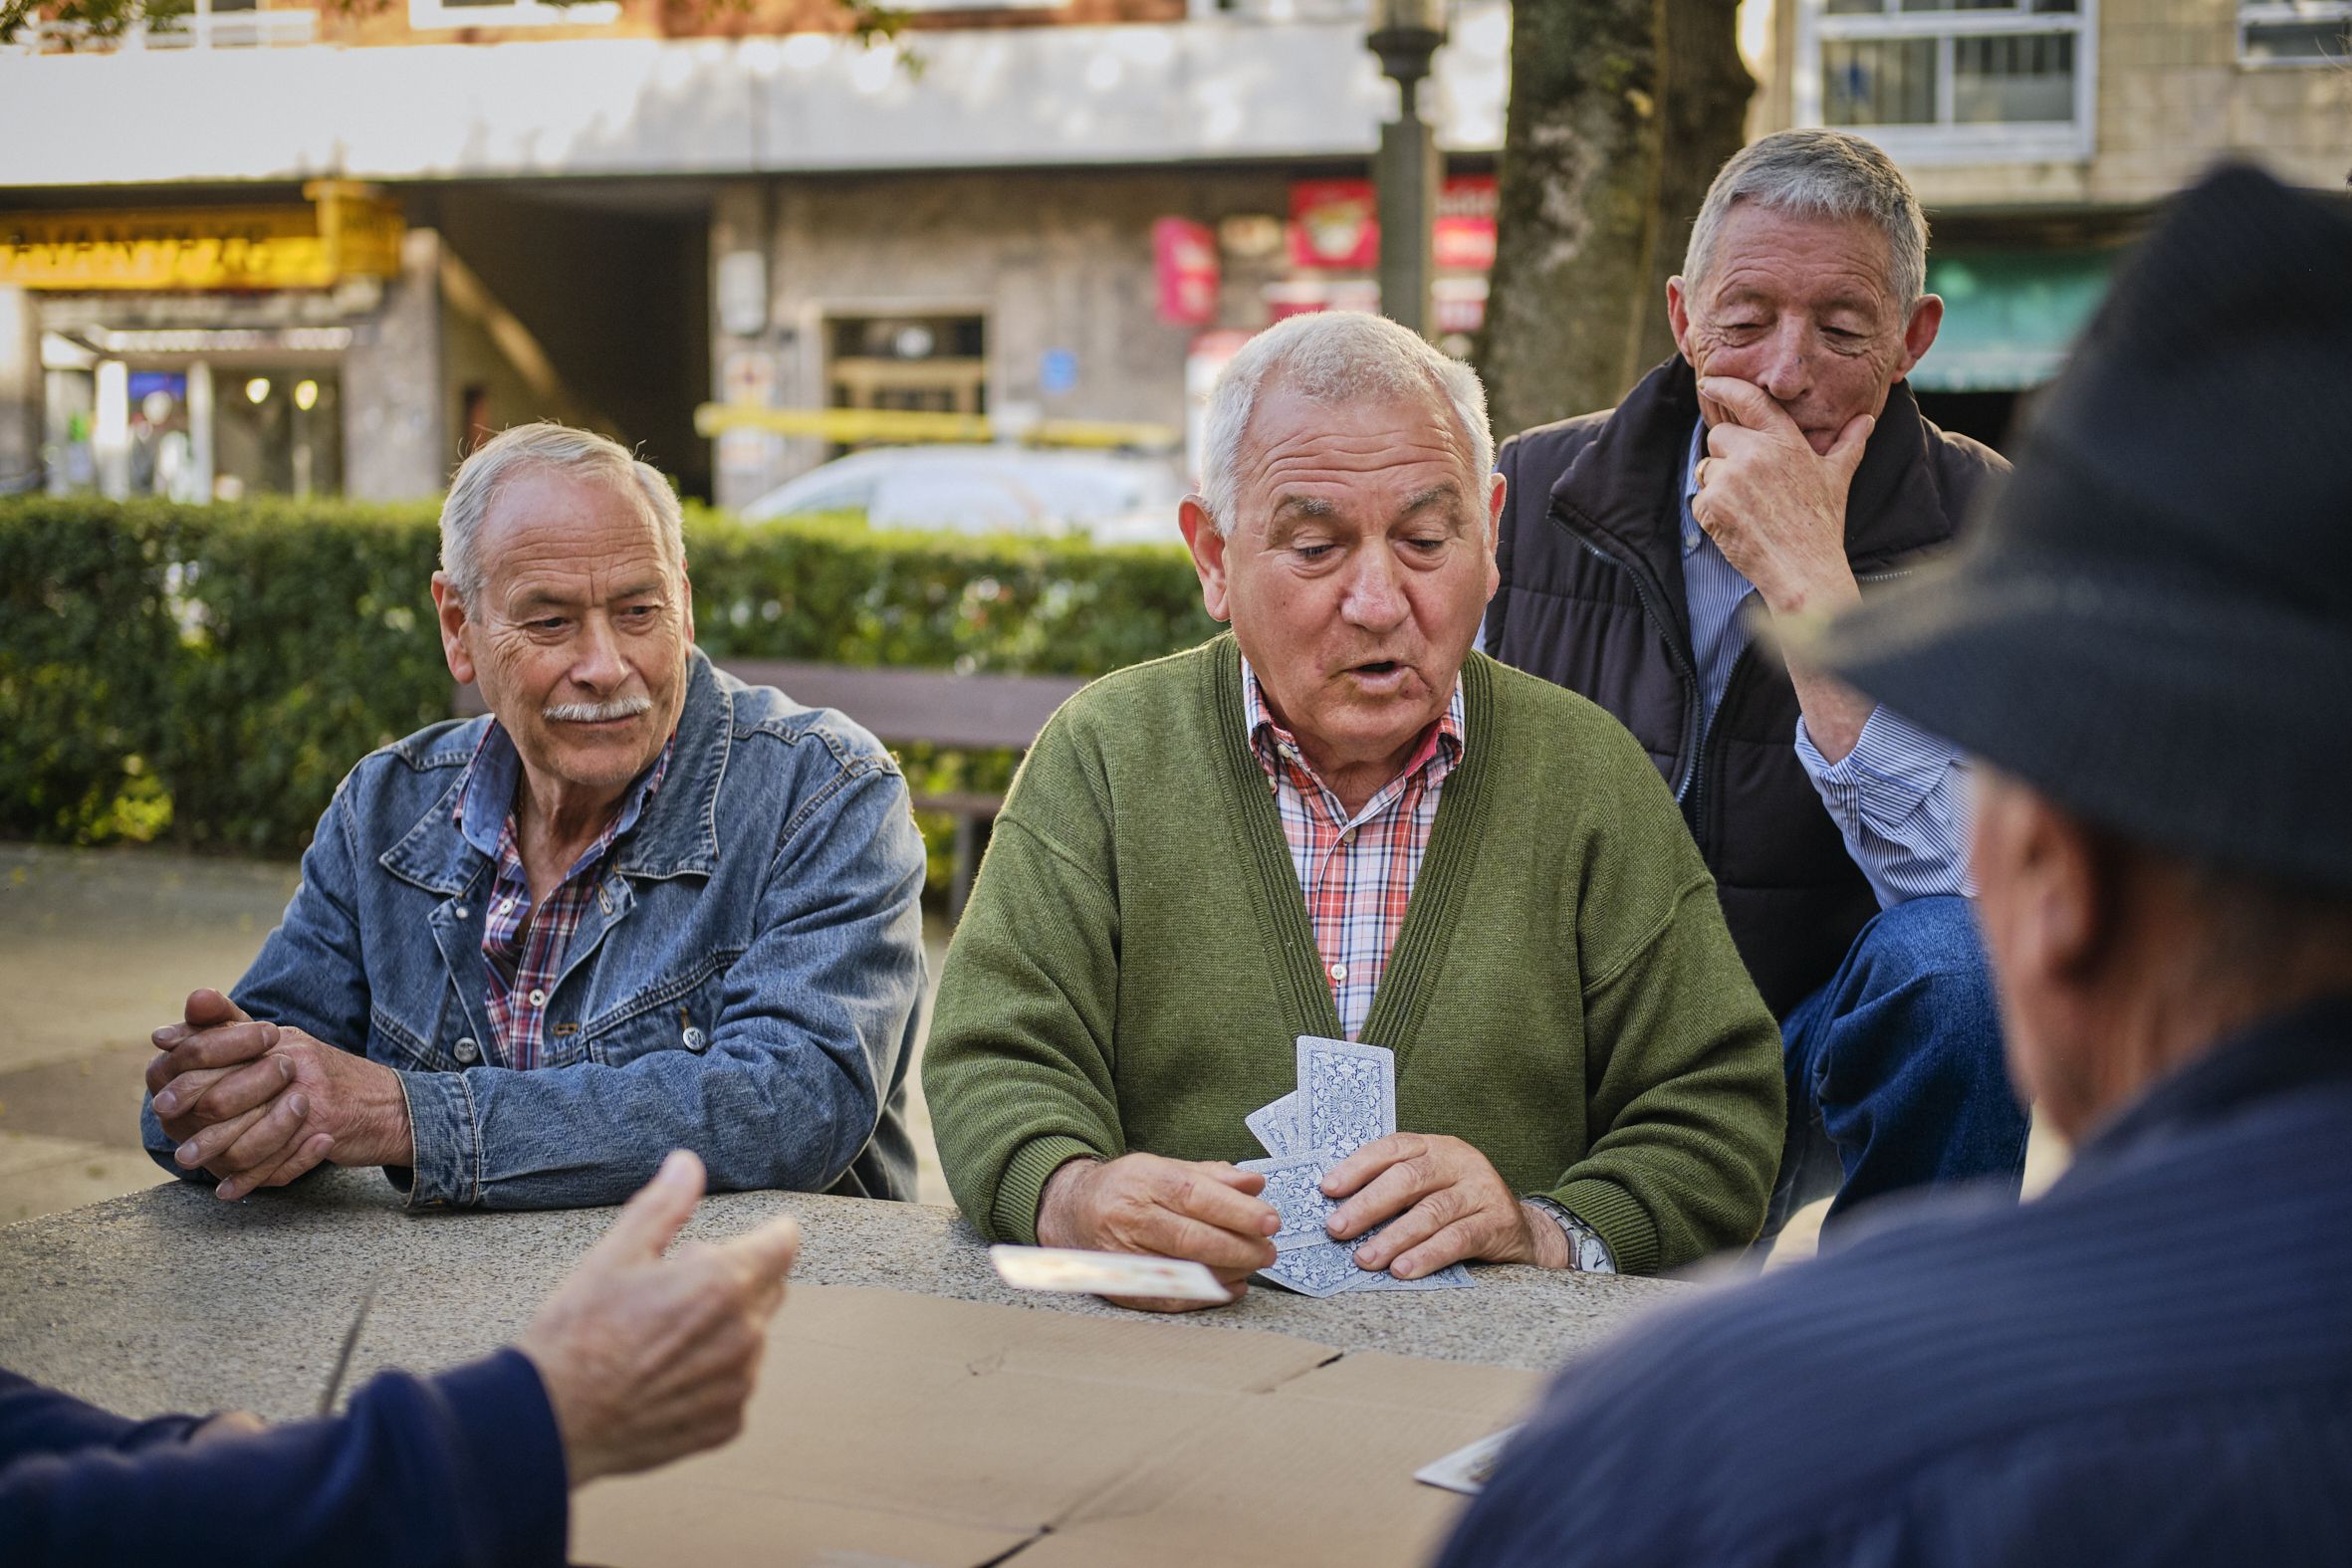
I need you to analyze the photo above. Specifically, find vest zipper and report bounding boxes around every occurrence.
[1570,531,1706,806]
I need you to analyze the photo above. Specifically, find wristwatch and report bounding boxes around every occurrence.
[1524,1195,1617,1274]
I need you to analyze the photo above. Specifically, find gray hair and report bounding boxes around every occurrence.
[1197,312,1494,536]
[1684,128,1929,309]
[438,422,685,599]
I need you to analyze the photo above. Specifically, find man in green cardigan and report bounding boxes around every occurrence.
[926,312,1784,1308]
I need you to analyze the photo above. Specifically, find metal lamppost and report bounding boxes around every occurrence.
[1367,0,1448,339]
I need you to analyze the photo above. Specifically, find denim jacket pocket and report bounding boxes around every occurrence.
[582,954,738,1068]
[369,998,458,1073]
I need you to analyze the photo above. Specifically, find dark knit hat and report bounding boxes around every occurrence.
[1793,164,2352,891]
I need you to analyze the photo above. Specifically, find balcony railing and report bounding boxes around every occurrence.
[1796,0,2097,165]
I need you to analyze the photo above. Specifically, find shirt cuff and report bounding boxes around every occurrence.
[1795,705,1961,823]
[1524,1195,1618,1274]
[395,1068,483,1209]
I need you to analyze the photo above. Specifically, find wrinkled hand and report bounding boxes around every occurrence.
[149,989,410,1201]
[1321,1133,1568,1279]
[1035,1152,1280,1313]
[520,1150,801,1486]
[1691,375,1871,617]
[190,1410,269,1446]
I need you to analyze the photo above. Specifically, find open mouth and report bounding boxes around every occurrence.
[1347,660,1408,686]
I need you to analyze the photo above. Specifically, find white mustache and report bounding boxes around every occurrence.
[544,694,652,724]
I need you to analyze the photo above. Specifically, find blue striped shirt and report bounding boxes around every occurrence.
[1679,423,1969,906]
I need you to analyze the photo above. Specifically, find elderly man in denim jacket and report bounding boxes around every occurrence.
[138,423,928,1208]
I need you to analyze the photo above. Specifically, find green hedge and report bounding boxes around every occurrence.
[1,497,1216,876]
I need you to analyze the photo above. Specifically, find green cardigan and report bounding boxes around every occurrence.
[924,636,1784,1274]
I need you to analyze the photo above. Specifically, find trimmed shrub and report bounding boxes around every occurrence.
[1,497,1216,876]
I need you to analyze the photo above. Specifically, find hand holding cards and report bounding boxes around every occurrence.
[1242,1036,1476,1296]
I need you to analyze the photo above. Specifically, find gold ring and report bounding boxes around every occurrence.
[1695,456,1714,488]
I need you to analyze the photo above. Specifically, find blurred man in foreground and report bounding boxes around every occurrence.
[3,1151,799,1566]
[139,422,927,1210]
[1440,165,2352,1565]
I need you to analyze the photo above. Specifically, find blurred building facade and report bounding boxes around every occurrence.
[1,0,2343,503]
[0,0,1508,505]
[1747,0,2351,447]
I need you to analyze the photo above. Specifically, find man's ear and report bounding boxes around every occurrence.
[681,567,696,647]
[1666,276,1695,364]
[1897,294,1945,379]
[1178,497,1233,623]
[1482,471,1507,601]
[430,573,477,686]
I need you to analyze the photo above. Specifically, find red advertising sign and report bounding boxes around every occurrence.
[1287,176,1498,274]
[1290,179,1381,271]
[1153,217,1220,327]
[1434,174,1498,272]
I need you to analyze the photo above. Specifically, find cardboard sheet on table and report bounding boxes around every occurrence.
[573,1283,1541,1568]
[1021,1351,1546,1568]
[573,1283,1338,1563]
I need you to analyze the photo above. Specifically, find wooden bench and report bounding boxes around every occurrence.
[456,660,1083,916]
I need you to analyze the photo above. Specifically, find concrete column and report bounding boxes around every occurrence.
[343,228,447,500]
[0,286,38,491]
[186,359,215,502]
[93,359,130,500]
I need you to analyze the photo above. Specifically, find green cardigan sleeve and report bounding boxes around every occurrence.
[1541,783,1787,1275]
[922,712,1128,1243]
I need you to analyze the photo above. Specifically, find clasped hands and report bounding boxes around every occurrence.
[147,989,413,1201]
[1036,1134,1571,1313]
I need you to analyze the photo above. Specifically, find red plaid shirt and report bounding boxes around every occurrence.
[1242,658,1466,1040]
[454,726,673,1070]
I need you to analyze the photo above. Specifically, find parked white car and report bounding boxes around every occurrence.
[739,446,1188,546]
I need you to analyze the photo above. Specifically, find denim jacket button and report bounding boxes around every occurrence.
[682,1025,708,1053]
[453,1036,480,1064]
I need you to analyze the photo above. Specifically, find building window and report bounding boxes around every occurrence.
[2240,2,2352,64]
[407,0,620,30]
[1798,0,2096,164]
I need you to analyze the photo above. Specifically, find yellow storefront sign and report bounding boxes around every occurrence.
[694,402,1181,451]
[0,181,404,292]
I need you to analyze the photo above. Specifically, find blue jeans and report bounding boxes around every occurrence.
[1766,896,2028,1237]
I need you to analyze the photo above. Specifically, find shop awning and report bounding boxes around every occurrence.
[1913,248,2120,392]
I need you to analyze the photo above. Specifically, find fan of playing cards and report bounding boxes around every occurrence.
[1241,1036,1476,1296]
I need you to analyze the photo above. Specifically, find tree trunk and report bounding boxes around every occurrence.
[1476,0,1754,441]
[1637,0,1758,374]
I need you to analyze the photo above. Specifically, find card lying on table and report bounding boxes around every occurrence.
[989,1245,1232,1303]
[1413,1425,1524,1495]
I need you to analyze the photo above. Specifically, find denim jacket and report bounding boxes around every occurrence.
[140,652,928,1208]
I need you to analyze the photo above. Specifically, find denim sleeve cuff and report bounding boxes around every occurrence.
[395,1069,482,1209]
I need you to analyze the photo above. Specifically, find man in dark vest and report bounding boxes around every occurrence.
[1439,162,2352,1568]
[1484,128,2025,1233]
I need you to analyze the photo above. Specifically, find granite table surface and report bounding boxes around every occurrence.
[0,1167,1694,1424]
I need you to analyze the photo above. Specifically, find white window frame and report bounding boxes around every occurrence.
[407,0,620,30]
[2238,1,2352,66]
[1794,0,2098,166]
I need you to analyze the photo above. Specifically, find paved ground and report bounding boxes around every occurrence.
[0,842,957,1227]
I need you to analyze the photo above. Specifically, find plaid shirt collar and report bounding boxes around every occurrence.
[1240,657,1466,810]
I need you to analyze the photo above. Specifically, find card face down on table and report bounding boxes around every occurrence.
[1245,1036,1474,1296]
[990,1245,1231,1304]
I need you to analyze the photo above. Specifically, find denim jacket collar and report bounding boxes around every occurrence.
[379,651,733,895]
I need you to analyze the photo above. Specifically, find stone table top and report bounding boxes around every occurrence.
[0,1168,1691,1424]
